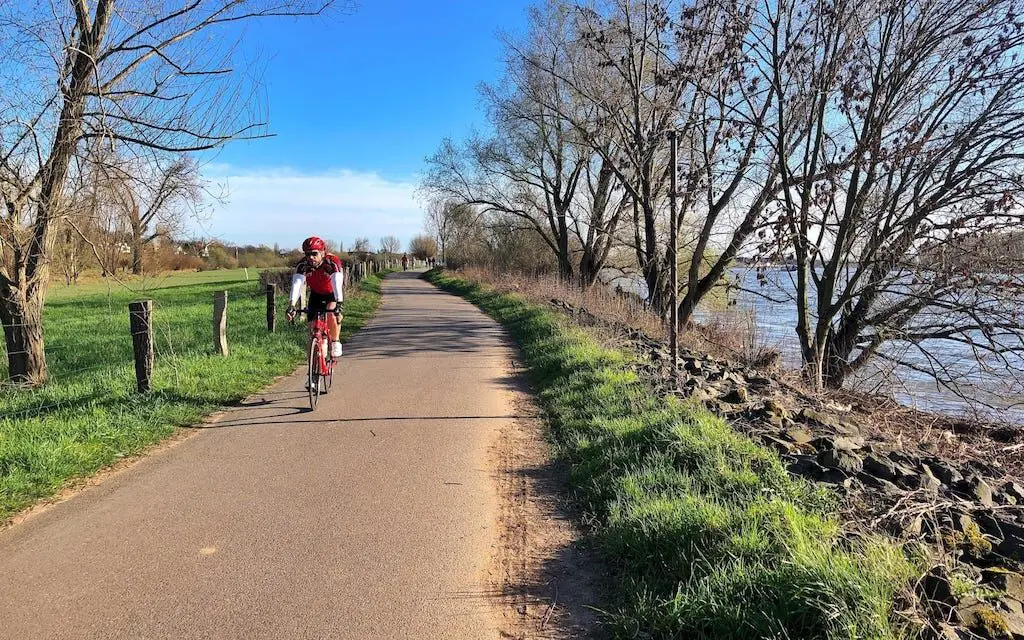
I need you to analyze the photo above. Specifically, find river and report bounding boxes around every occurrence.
[602,267,1024,424]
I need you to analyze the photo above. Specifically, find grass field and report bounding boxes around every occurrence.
[425,268,918,640]
[0,269,386,521]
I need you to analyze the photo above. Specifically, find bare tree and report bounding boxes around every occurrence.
[408,235,437,260]
[0,0,337,384]
[350,237,371,254]
[770,0,1024,394]
[671,0,788,327]
[123,155,205,275]
[543,0,684,308]
[379,235,401,259]
[424,3,635,285]
[424,199,455,264]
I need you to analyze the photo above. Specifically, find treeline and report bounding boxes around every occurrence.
[919,231,1024,274]
[422,0,1024,393]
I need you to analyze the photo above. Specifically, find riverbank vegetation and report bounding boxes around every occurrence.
[420,0,1024,407]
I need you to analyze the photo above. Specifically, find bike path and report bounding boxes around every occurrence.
[0,271,516,639]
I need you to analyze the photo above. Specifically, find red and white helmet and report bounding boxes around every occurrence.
[302,236,326,252]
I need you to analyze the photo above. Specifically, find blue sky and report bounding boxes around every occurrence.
[197,1,531,251]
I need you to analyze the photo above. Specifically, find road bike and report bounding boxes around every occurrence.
[290,308,335,410]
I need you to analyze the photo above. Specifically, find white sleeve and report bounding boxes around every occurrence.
[331,270,344,303]
[289,273,305,306]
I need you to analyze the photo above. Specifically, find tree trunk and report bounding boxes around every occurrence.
[0,282,48,385]
[131,216,144,275]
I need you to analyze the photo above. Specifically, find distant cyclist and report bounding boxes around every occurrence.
[401,253,409,271]
[286,236,344,358]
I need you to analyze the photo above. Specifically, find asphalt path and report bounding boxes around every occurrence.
[0,271,518,639]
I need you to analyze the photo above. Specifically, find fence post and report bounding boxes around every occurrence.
[266,284,276,332]
[213,291,229,356]
[129,300,153,393]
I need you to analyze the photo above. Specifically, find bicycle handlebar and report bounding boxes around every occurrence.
[286,306,341,324]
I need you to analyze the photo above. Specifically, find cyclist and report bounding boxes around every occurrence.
[286,236,344,359]
[401,253,409,270]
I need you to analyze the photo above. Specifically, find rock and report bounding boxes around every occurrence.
[983,568,1024,601]
[863,454,898,482]
[745,374,773,388]
[763,435,797,455]
[1004,611,1024,640]
[857,472,905,496]
[995,521,1024,563]
[825,400,853,413]
[817,447,863,474]
[724,387,750,404]
[783,428,815,447]
[801,407,838,429]
[898,465,942,493]
[905,515,925,537]
[810,435,865,458]
[997,597,1024,617]
[1006,483,1024,502]
[997,492,1020,507]
[920,565,957,605]
[956,600,1012,639]
[952,513,995,557]
[925,459,965,487]
[764,398,791,419]
[978,512,1009,540]
[693,385,725,403]
[788,455,825,478]
[960,475,996,507]
[919,466,943,493]
[930,623,964,640]
[724,371,746,386]
[999,483,1024,506]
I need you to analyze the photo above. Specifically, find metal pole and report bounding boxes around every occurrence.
[668,130,679,375]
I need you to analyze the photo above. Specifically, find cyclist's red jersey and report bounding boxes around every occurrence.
[295,254,343,296]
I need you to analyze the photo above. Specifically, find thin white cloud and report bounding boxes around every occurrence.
[191,166,425,251]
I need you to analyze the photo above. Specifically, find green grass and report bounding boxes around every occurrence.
[425,268,918,640]
[46,267,264,300]
[0,269,387,520]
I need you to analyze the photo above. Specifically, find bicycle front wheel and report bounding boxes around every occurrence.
[308,339,322,410]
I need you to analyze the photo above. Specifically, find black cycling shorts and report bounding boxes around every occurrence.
[307,292,341,316]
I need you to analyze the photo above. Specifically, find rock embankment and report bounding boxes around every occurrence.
[550,297,1024,640]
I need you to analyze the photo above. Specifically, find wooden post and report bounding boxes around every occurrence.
[213,291,229,356]
[266,284,276,332]
[129,300,153,393]
[668,130,679,376]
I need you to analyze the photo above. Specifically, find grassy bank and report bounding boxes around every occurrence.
[425,268,917,639]
[0,270,386,520]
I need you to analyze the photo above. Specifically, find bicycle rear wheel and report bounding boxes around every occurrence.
[308,339,322,410]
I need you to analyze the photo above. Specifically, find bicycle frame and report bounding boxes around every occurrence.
[292,308,336,409]
[306,310,334,376]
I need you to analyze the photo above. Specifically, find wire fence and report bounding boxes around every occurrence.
[0,262,401,422]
